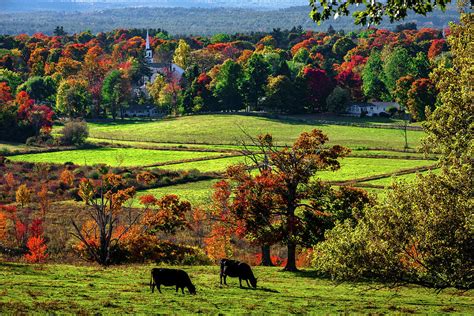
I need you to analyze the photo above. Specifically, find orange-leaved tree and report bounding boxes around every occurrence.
[72,173,137,265]
[230,129,350,271]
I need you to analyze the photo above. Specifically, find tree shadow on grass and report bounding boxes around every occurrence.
[279,269,331,280]
[0,262,48,275]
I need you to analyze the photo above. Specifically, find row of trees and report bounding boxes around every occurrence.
[0,23,449,129]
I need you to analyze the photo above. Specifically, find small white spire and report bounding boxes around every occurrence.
[146,29,150,50]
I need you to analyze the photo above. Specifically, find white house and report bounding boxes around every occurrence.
[123,105,161,118]
[347,101,400,117]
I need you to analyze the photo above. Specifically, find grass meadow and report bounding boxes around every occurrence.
[84,115,425,150]
[0,263,472,315]
[360,168,442,187]
[133,179,219,207]
[8,148,222,167]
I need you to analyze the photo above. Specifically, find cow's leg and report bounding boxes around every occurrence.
[223,275,227,285]
[220,273,223,285]
[239,277,243,288]
[158,284,162,294]
[176,285,179,293]
[181,287,185,294]
[246,279,250,287]
[150,274,155,293]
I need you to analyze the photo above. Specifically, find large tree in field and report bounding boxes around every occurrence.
[213,59,244,111]
[231,130,350,271]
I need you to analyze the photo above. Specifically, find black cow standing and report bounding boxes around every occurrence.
[220,259,258,288]
[150,268,196,295]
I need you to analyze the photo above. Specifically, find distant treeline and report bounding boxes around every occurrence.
[0,5,460,36]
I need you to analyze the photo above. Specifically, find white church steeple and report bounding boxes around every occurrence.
[145,30,153,63]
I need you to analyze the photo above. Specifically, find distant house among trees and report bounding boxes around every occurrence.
[123,105,161,118]
[347,101,400,117]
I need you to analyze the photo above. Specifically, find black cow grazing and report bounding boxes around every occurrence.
[150,268,196,295]
[220,259,258,289]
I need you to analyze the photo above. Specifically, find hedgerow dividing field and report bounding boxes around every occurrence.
[0,263,471,314]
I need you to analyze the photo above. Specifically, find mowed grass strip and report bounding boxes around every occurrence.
[133,179,218,207]
[316,157,434,182]
[86,115,425,150]
[359,169,442,187]
[0,263,471,314]
[157,155,250,173]
[9,148,222,167]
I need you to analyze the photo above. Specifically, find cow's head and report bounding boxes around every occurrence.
[250,277,257,289]
[188,284,197,295]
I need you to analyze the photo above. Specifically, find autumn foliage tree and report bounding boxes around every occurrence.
[72,174,137,265]
[214,129,350,271]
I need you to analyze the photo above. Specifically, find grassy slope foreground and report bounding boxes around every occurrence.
[0,263,472,314]
[85,115,425,149]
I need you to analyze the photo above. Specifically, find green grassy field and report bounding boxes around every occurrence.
[8,148,222,167]
[316,157,434,182]
[158,156,434,179]
[134,179,218,207]
[359,168,441,187]
[157,155,250,173]
[0,263,471,314]
[85,115,425,150]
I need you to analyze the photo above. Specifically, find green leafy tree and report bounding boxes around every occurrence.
[326,86,351,113]
[173,39,191,70]
[393,75,415,111]
[407,78,437,121]
[101,70,131,120]
[213,60,244,111]
[17,76,56,104]
[263,75,302,113]
[242,54,270,111]
[382,47,415,94]
[362,50,389,101]
[332,37,356,60]
[423,13,473,166]
[56,79,92,118]
[309,0,454,26]
[0,69,22,93]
